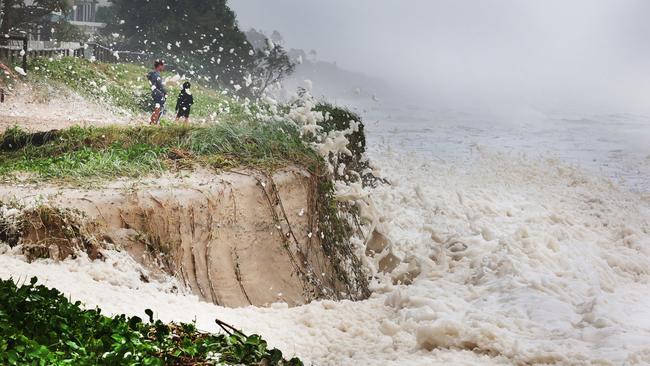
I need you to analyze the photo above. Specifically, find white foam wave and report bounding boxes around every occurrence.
[1,145,649,365]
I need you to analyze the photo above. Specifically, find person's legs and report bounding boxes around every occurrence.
[184,108,191,125]
[176,109,190,124]
[176,109,186,123]
[150,107,161,125]
[150,98,166,125]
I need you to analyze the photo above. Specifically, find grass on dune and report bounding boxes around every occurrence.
[28,57,243,118]
[0,122,324,184]
[15,59,367,186]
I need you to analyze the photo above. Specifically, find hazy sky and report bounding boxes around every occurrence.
[231,1,650,113]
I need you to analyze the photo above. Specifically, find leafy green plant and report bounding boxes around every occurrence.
[0,277,303,365]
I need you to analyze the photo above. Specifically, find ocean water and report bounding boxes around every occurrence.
[352,102,650,364]
[361,103,650,193]
[1,101,649,365]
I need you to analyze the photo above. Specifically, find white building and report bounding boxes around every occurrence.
[17,0,111,40]
[23,0,111,19]
[68,0,112,35]
[69,0,111,23]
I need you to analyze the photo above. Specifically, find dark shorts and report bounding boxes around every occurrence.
[151,95,166,111]
[176,107,191,118]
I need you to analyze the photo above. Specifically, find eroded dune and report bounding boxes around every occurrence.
[0,168,369,308]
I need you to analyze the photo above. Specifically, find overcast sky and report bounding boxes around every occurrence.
[231,1,650,113]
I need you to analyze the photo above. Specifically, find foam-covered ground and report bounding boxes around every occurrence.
[2,135,649,364]
[0,83,133,132]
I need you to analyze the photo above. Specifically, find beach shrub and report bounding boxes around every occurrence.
[314,103,378,186]
[314,103,366,161]
[0,277,303,365]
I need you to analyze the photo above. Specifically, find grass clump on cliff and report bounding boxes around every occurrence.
[0,122,323,184]
[0,277,302,365]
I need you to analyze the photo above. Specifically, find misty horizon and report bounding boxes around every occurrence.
[232,0,650,114]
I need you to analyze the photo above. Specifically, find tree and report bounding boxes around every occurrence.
[94,5,115,24]
[252,44,295,97]
[104,0,256,92]
[270,30,283,45]
[309,49,318,61]
[49,18,85,42]
[244,28,267,51]
[0,0,71,36]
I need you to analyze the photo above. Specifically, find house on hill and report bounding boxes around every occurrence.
[68,0,111,23]
[22,0,111,36]
[68,0,112,34]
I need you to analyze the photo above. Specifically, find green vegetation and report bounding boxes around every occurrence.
[29,57,152,113]
[104,0,254,89]
[1,0,70,36]
[313,103,378,186]
[314,103,366,160]
[0,277,302,365]
[103,0,295,96]
[28,57,239,118]
[316,177,370,300]
[0,122,323,184]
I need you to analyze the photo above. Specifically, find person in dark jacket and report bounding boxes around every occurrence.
[175,81,194,124]
[148,60,167,125]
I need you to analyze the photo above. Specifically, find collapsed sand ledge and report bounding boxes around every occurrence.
[0,167,370,308]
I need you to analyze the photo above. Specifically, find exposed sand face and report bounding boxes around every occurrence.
[0,82,135,132]
[0,168,364,308]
